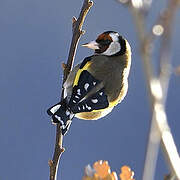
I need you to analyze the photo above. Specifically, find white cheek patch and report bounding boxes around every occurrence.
[101,32,121,56]
[109,32,119,41]
[102,41,121,56]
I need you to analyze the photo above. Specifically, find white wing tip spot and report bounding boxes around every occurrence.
[55,115,61,121]
[99,92,103,96]
[50,104,61,114]
[66,111,70,116]
[91,99,98,103]
[85,104,91,110]
[77,89,81,95]
[75,95,79,99]
[84,83,89,91]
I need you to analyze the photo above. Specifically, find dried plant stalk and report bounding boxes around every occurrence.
[117,0,180,179]
[49,1,93,180]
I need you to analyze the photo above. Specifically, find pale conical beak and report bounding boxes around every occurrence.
[82,41,100,50]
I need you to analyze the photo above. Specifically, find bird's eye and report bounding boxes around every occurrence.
[96,39,111,45]
[104,39,111,44]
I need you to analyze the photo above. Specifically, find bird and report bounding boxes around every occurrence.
[47,31,131,135]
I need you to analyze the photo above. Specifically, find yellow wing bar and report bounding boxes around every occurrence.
[73,61,92,86]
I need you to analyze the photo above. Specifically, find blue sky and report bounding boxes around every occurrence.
[0,0,180,179]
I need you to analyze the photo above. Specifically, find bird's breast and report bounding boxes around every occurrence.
[87,56,130,106]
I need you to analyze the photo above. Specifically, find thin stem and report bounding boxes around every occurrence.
[49,1,93,180]
[117,0,180,179]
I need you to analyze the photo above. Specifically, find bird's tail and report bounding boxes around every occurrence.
[47,100,74,135]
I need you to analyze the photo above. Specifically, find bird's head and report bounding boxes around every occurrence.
[82,31,128,56]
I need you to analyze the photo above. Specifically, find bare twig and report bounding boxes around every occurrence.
[141,1,180,179]
[143,1,180,179]
[158,0,179,102]
[49,1,93,180]
[117,0,180,179]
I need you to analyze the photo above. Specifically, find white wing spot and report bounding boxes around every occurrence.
[50,104,61,114]
[77,89,81,95]
[75,95,79,99]
[91,99,98,103]
[85,104,91,110]
[82,105,85,110]
[84,83,89,91]
[66,111,70,116]
[73,100,76,103]
[55,115,62,121]
[93,82,96,86]
[78,106,81,110]
[99,92,103,96]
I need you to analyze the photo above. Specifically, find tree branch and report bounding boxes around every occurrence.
[49,1,93,180]
[117,0,180,179]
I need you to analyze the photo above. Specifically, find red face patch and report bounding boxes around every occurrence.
[96,33,112,42]
[95,33,113,54]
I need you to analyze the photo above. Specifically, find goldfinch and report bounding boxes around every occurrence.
[47,31,131,135]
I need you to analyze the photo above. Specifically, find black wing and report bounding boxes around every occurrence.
[68,70,109,113]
